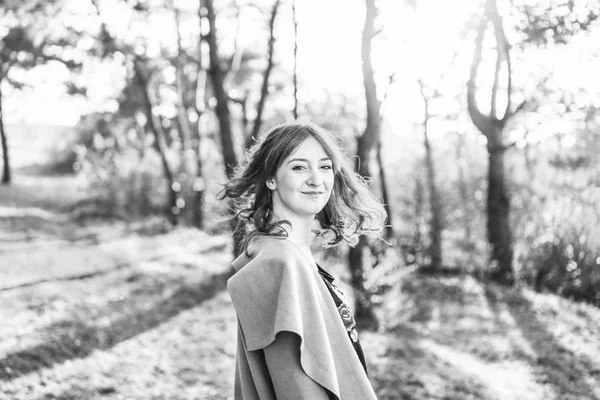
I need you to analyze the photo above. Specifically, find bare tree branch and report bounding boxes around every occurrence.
[371,27,383,38]
[378,72,395,121]
[467,18,490,136]
[491,45,501,120]
[357,0,381,175]
[486,0,513,123]
[204,0,236,178]
[292,0,299,119]
[225,0,244,84]
[4,74,24,89]
[513,100,526,115]
[490,139,518,153]
[230,91,249,138]
[172,0,194,154]
[247,0,281,149]
[133,56,179,225]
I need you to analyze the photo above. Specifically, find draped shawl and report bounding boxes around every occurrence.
[227,235,377,400]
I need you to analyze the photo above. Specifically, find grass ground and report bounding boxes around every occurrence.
[1,173,600,400]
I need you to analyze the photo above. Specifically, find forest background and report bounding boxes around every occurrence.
[1,0,600,399]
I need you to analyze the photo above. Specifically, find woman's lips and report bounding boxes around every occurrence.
[302,191,324,196]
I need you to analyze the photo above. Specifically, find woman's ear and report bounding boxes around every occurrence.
[266,179,276,190]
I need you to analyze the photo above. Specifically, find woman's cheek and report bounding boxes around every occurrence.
[326,171,335,186]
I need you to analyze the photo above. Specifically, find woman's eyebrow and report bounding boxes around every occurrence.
[287,157,332,164]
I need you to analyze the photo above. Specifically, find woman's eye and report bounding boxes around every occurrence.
[292,165,306,171]
[320,164,332,170]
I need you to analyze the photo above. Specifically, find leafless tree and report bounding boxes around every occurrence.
[348,0,382,330]
[134,57,180,225]
[291,0,299,120]
[467,0,524,285]
[204,0,236,179]
[247,0,282,149]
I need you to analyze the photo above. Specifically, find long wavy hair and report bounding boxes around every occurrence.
[218,121,387,252]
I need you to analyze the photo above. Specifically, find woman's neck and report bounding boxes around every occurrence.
[271,216,319,268]
[286,223,312,250]
[270,213,313,250]
[285,224,318,266]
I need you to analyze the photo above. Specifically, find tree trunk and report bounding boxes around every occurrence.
[413,172,425,265]
[204,0,242,255]
[292,0,299,120]
[192,71,206,229]
[348,236,377,330]
[455,132,472,244]
[247,0,281,148]
[348,0,381,331]
[135,121,151,216]
[134,59,179,225]
[376,140,393,241]
[488,139,514,285]
[423,118,442,271]
[417,79,443,271]
[0,87,11,185]
[204,0,236,179]
[467,0,516,285]
[191,6,210,230]
[173,6,194,173]
[193,126,205,229]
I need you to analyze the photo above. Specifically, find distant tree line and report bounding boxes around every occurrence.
[1,0,599,321]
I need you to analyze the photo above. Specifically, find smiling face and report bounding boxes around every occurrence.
[267,136,335,223]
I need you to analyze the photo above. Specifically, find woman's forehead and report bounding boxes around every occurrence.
[287,136,330,159]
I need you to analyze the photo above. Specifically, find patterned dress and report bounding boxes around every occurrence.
[317,265,368,375]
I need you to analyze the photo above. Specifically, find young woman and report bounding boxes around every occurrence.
[219,122,386,399]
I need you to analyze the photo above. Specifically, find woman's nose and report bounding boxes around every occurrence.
[306,167,323,186]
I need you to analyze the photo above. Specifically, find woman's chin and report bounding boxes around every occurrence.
[294,205,324,217]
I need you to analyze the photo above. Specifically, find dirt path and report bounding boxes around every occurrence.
[0,221,236,400]
[2,225,600,400]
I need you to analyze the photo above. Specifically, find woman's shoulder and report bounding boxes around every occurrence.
[247,235,298,262]
[229,235,310,286]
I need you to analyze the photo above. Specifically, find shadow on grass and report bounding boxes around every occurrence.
[370,326,494,400]
[484,285,599,399]
[371,278,501,400]
[0,269,232,382]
